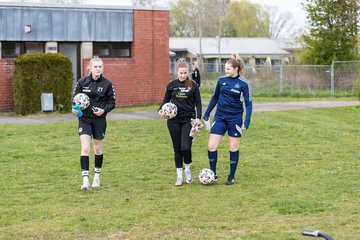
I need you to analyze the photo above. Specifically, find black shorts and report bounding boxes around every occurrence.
[78,117,107,140]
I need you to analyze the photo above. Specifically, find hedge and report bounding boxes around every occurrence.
[13,53,73,115]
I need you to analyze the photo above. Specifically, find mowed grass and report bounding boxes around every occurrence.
[0,106,359,239]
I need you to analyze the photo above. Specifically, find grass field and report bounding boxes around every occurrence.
[0,106,359,239]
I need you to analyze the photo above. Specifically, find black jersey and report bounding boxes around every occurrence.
[159,79,202,120]
[72,74,116,118]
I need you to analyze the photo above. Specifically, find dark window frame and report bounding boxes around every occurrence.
[24,42,45,54]
[93,42,131,58]
[1,41,45,58]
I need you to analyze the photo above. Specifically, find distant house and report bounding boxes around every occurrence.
[169,37,290,72]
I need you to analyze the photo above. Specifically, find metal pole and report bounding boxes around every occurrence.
[330,61,334,97]
[279,64,283,93]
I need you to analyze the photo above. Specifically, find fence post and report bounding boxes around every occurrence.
[279,64,283,93]
[330,61,334,97]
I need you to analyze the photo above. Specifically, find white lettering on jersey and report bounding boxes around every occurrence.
[83,87,90,93]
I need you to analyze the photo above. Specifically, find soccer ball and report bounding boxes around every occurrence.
[199,168,215,185]
[73,93,90,110]
[161,102,178,119]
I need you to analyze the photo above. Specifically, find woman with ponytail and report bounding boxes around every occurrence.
[158,59,202,186]
[203,54,252,185]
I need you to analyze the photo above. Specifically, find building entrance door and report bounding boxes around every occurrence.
[58,43,80,91]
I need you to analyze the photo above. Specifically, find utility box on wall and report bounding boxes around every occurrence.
[41,93,53,112]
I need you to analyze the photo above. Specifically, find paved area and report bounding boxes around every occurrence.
[0,101,359,125]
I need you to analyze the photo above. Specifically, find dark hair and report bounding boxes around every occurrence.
[176,59,192,89]
[226,54,245,75]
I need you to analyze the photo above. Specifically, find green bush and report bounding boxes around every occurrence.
[13,53,73,115]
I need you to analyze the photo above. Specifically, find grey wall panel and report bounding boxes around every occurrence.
[5,9,22,41]
[52,10,66,41]
[66,10,81,41]
[22,9,37,41]
[81,11,95,41]
[0,6,133,42]
[95,11,109,41]
[123,11,133,41]
[110,12,124,41]
[37,11,52,41]
[0,10,5,40]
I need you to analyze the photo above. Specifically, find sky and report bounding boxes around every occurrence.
[248,0,308,29]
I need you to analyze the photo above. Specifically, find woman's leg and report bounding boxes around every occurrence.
[80,134,91,190]
[92,139,103,187]
[207,134,223,176]
[227,136,241,185]
[167,120,183,185]
[180,121,193,183]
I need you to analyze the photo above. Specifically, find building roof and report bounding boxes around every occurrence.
[170,37,289,58]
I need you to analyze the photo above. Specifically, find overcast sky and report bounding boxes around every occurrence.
[248,0,307,29]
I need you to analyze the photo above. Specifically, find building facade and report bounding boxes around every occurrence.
[169,37,291,73]
[0,3,169,111]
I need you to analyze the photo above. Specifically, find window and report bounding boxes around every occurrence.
[1,42,23,58]
[1,42,45,58]
[25,42,45,54]
[93,42,131,58]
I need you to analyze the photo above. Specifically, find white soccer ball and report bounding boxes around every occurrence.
[161,102,178,119]
[199,168,215,185]
[73,93,90,110]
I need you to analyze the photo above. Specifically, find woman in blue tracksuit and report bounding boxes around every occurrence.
[203,54,252,185]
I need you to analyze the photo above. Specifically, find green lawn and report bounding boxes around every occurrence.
[0,106,359,239]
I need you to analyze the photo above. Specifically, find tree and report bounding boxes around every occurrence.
[170,0,273,38]
[222,0,271,37]
[191,0,229,70]
[301,0,359,64]
[267,7,297,39]
[169,0,196,37]
[192,0,229,37]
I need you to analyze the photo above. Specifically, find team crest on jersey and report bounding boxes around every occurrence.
[235,83,240,88]
[97,87,103,92]
[222,82,226,85]
[79,127,83,133]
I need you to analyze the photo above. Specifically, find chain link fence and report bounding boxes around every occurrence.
[170,61,360,97]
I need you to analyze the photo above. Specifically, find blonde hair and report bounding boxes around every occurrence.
[226,54,245,75]
[87,56,103,75]
[192,61,199,68]
[176,59,193,89]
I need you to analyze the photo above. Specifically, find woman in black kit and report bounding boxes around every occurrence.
[72,56,116,191]
[191,61,201,87]
[158,59,202,186]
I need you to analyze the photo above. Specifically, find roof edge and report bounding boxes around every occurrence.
[0,2,169,11]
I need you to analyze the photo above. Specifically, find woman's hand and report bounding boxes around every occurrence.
[72,109,78,115]
[72,104,83,117]
[203,117,211,130]
[92,107,105,116]
[158,109,167,118]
